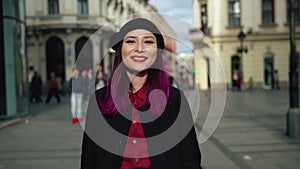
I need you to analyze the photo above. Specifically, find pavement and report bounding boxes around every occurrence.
[0,89,299,169]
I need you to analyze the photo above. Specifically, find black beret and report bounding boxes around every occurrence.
[109,18,165,51]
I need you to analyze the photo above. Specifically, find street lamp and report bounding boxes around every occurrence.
[237,30,248,55]
[233,0,248,77]
[287,0,300,138]
[236,29,248,77]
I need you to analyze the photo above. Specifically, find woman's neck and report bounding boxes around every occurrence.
[127,71,147,93]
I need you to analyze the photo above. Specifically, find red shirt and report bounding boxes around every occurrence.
[121,86,152,169]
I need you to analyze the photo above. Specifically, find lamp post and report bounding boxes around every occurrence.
[287,0,300,138]
[234,0,247,78]
[236,30,247,78]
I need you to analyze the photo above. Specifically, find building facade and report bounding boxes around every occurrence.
[25,0,176,89]
[190,0,300,90]
[0,0,28,118]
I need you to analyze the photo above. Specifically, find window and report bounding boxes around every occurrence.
[78,0,88,15]
[262,0,274,24]
[287,0,300,23]
[48,0,59,14]
[228,0,241,26]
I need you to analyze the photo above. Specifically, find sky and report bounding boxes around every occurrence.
[148,0,195,53]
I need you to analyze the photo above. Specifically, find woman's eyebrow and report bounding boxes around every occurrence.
[144,36,155,39]
[124,35,136,39]
[124,35,155,39]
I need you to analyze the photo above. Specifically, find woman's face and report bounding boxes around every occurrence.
[121,29,158,73]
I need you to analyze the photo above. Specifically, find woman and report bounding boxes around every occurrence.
[81,18,202,169]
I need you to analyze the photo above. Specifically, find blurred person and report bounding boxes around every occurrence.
[45,72,60,104]
[81,70,89,100]
[29,71,43,103]
[232,69,239,90]
[236,72,242,91]
[273,69,280,90]
[84,68,94,100]
[81,18,202,169]
[248,76,253,90]
[95,64,107,90]
[70,68,86,123]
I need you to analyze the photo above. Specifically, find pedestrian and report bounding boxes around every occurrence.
[81,69,89,100]
[29,71,43,103]
[236,72,242,91]
[86,68,94,96]
[248,76,253,90]
[70,68,86,123]
[45,72,61,103]
[273,69,280,90]
[232,69,238,90]
[81,18,202,169]
[95,64,107,90]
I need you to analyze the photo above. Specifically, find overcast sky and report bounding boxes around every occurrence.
[148,0,195,53]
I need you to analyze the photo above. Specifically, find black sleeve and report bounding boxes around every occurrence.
[179,91,202,169]
[81,131,95,169]
[181,127,202,169]
[80,90,123,169]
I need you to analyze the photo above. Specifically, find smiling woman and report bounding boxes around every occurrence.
[81,18,202,169]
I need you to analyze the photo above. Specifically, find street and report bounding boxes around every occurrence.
[0,89,300,169]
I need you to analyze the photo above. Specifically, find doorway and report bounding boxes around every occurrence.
[46,36,65,81]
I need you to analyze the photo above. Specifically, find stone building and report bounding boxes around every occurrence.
[190,0,300,90]
[25,0,176,88]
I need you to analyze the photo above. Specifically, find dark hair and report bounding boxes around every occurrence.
[98,18,169,115]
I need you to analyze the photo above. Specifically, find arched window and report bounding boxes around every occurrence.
[46,37,65,81]
[78,0,88,15]
[48,0,59,14]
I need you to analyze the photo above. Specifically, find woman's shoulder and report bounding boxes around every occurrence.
[95,86,108,98]
[169,85,180,95]
[168,86,182,103]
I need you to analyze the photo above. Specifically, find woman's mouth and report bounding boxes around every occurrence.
[130,55,147,62]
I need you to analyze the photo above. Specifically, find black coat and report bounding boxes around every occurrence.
[81,86,202,169]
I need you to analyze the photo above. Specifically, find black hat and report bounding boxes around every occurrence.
[109,18,165,51]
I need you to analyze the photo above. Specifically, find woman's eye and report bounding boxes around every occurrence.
[125,40,135,44]
[144,40,154,44]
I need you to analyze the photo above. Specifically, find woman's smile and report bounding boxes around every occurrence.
[130,55,148,62]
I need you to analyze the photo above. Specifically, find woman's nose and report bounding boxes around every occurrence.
[135,41,144,52]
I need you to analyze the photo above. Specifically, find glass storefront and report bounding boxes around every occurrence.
[0,0,28,119]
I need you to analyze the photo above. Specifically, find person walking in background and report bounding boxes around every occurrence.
[273,69,280,90]
[85,69,95,101]
[81,18,202,169]
[236,72,242,91]
[70,68,86,123]
[29,71,43,103]
[45,72,61,104]
[248,76,253,90]
[80,69,89,100]
[95,64,107,90]
[232,69,239,90]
